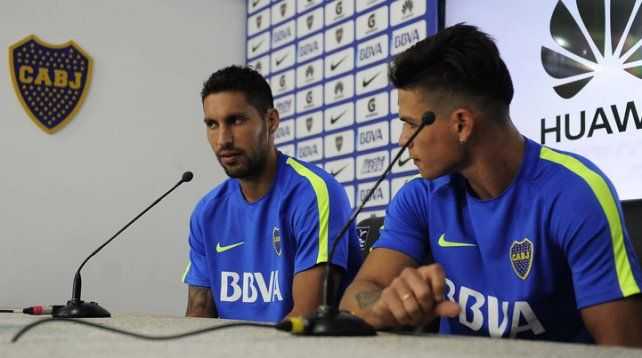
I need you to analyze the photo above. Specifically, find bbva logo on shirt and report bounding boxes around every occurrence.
[445,278,545,338]
[220,271,283,303]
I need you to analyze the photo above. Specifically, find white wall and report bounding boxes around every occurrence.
[0,0,245,315]
[446,0,642,200]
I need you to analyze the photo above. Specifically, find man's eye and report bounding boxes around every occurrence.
[402,121,417,129]
[204,120,217,129]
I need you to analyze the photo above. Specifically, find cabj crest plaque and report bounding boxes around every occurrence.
[9,35,93,134]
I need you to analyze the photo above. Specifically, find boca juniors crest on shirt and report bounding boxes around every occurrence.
[510,238,534,280]
[272,227,282,256]
[8,35,93,134]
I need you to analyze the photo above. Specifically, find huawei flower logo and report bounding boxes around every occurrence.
[541,0,642,99]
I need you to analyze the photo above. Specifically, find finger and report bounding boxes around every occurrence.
[399,268,434,315]
[394,277,425,325]
[434,300,461,318]
[418,264,447,302]
[380,284,413,326]
[369,300,394,329]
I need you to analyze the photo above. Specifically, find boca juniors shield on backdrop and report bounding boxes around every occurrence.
[8,35,93,134]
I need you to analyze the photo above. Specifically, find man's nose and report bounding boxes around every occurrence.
[216,125,233,149]
[398,126,413,148]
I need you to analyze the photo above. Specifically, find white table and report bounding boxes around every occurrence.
[1,314,640,358]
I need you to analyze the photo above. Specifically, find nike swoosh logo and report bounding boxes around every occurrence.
[275,54,288,66]
[330,111,346,124]
[252,0,261,8]
[362,72,380,88]
[330,165,348,177]
[216,241,245,253]
[437,234,476,248]
[251,40,264,53]
[330,56,347,71]
[398,156,411,166]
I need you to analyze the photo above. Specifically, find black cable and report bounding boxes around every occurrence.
[11,317,275,343]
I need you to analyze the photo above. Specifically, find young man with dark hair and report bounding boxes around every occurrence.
[184,66,362,322]
[339,24,642,346]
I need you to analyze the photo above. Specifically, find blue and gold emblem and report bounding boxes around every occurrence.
[510,238,534,280]
[356,226,370,250]
[272,227,282,256]
[8,35,93,134]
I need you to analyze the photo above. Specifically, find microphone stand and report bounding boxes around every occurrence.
[53,171,194,318]
[280,112,435,335]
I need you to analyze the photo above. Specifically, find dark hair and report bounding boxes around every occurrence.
[201,65,274,115]
[389,24,513,120]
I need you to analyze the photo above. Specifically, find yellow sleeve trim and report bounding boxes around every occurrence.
[540,147,640,296]
[286,157,330,264]
[181,262,191,283]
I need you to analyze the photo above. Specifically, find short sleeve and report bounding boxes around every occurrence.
[286,159,356,275]
[549,159,642,309]
[183,205,211,287]
[373,179,430,265]
[291,181,355,274]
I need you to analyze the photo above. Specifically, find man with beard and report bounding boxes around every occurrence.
[339,24,642,346]
[183,66,361,322]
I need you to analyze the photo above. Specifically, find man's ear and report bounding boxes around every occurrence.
[450,107,475,144]
[266,108,280,135]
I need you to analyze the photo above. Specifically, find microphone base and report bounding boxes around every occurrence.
[52,300,111,318]
[303,305,376,336]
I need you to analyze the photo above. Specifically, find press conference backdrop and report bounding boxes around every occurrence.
[447,0,642,200]
[245,0,442,219]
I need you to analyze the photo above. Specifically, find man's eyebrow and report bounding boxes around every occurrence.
[399,116,415,123]
[222,111,247,118]
[203,112,247,121]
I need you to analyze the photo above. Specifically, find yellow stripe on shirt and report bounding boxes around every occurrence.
[540,147,640,296]
[286,157,330,264]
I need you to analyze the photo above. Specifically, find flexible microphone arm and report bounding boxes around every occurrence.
[55,171,194,318]
[277,112,435,335]
[323,112,436,306]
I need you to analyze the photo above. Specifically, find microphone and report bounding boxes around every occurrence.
[277,112,436,335]
[53,171,194,318]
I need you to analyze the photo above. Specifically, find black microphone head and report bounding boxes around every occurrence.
[182,171,194,182]
[421,111,436,126]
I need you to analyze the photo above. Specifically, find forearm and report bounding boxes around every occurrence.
[286,286,323,318]
[339,249,419,327]
[186,286,217,318]
[287,264,343,318]
[340,264,460,330]
[186,305,216,318]
[595,328,642,347]
[583,295,642,347]
[339,279,385,324]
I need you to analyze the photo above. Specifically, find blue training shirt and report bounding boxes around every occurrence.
[183,151,362,322]
[374,137,642,342]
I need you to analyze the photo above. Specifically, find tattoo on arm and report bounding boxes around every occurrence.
[355,290,382,309]
[186,286,217,317]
